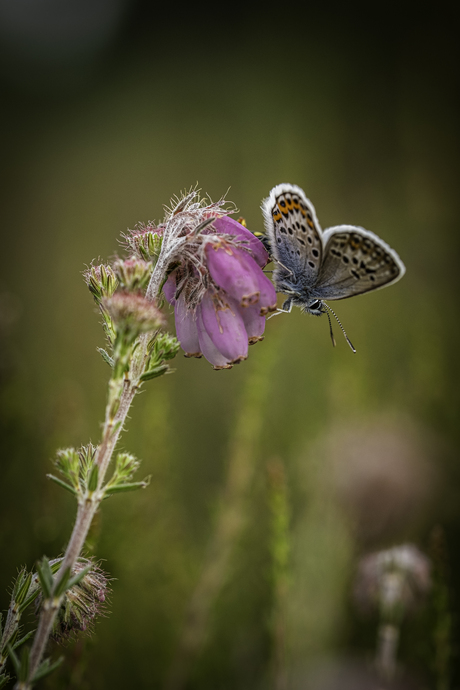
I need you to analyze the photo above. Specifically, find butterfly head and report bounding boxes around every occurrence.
[302,298,324,316]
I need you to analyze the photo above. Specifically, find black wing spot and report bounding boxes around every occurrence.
[296,221,300,229]
[277,237,282,243]
[352,257,358,265]
[296,250,300,256]
[312,248,319,258]
[342,255,349,264]
[307,235,313,244]
[351,269,360,279]
[288,228,293,235]
[280,227,287,234]
[298,238,305,246]
[280,200,286,208]
[308,260,315,268]
[369,274,375,281]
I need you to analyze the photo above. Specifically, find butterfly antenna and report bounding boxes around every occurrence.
[323,303,356,353]
[325,308,336,348]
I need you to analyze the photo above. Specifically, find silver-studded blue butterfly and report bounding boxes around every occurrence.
[260,183,406,351]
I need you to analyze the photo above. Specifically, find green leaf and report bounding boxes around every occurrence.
[53,567,71,598]
[12,569,27,599]
[19,646,29,682]
[32,656,64,683]
[140,364,169,382]
[12,630,35,651]
[18,586,41,613]
[97,347,114,367]
[104,477,151,495]
[66,564,92,591]
[36,557,53,599]
[6,644,20,676]
[88,463,99,492]
[0,673,10,689]
[15,571,32,605]
[47,474,78,496]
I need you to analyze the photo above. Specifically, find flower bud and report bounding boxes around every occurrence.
[113,257,153,292]
[102,292,165,338]
[83,263,117,303]
[35,558,110,642]
[123,224,164,263]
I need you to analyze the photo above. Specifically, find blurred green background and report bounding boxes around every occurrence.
[1,2,459,688]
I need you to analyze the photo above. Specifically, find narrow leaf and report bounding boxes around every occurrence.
[12,630,35,651]
[19,587,41,613]
[47,474,78,496]
[6,644,20,675]
[53,567,71,598]
[19,646,29,682]
[88,464,99,492]
[36,558,53,599]
[0,674,10,689]
[15,571,32,605]
[97,347,114,368]
[140,364,169,382]
[12,569,27,599]
[32,656,64,683]
[104,477,151,495]
[66,564,92,591]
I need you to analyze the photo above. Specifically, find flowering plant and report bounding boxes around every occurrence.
[0,189,275,689]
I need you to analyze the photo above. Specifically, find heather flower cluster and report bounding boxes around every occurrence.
[40,558,110,642]
[123,190,277,369]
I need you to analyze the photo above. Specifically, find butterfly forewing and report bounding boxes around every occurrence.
[262,184,323,286]
[315,225,405,300]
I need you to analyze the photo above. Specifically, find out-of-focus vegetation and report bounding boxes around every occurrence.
[0,2,459,688]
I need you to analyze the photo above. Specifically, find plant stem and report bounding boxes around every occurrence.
[22,258,165,688]
[376,622,400,681]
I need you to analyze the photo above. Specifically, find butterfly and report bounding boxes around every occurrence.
[260,183,406,351]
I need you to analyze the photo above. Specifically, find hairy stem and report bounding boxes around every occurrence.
[22,260,166,689]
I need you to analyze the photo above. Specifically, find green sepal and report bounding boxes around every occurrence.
[47,474,78,496]
[97,348,114,368]
[104,476,151,495]
[88,464,99,492]
[15,571,32,605]
[32,655,64,683]
[140,364,169,382]
[66,564,92,591]
[12,630,35,651]
[0,673,10,689]
[53,567,71,598]
[36,557,54,599]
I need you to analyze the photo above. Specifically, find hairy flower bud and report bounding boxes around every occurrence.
[113,257,153,292]
[123,223,164,263]
[34,558,110,642]
[83,263,117,303]
[102,292,165,338]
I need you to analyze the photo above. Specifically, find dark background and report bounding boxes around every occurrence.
[1,1,459,688]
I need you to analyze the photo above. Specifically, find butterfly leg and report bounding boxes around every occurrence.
[267,298,292,319]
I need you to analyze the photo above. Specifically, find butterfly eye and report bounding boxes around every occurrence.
[310,300,321,310]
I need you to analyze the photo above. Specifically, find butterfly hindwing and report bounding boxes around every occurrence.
[314,225,405,300]
[261,184,323,286]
